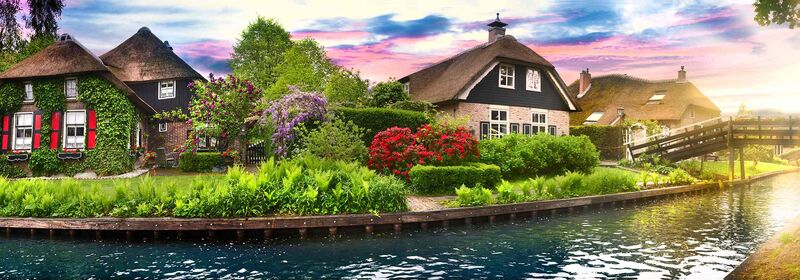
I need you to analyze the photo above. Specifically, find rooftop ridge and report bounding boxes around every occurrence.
[592,73,680,84]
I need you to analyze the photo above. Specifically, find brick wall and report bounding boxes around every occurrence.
[146,120,189,152]
[448,101,571,138]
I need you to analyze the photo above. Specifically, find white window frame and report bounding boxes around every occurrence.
[647,93,665,104]
[498,64,515,89]
[63,110,86,150]
[584,111,604,125]
[64,78,78,99]
[531,110,548,134]
[158,80,176,100]
[12,112,33,151]
[158,122,168,132]
[526,68,541,92]
[402,82,410,93]
[134,122,142,147]
[489,109,509,139]
[23,82,34,102]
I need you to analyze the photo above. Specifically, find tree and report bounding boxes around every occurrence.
[743,145,773,167]
[754,0,800,29]
[369,80,408,107]
[0,0,21,52]
[229,17,292,91]
[323,68,368,105]
[25,0,63,39]
[737,101,752,119]
[265,38,335,100]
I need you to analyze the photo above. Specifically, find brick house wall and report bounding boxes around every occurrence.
[146,120,189,153]
[439,101,570,138]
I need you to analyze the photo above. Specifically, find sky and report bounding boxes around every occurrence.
[52,0,800,113]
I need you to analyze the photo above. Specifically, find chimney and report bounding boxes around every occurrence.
[164,40,173,50]
[617,105,625,117]
[578,68,591,97]
[487,13,508,42]
[677,66,687,83]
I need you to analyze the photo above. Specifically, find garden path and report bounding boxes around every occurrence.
[407,195,453,211]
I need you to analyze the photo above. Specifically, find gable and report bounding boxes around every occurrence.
[464,62,571,111]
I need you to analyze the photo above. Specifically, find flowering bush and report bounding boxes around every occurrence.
[263,86,328,157]
[416,124,479,166]
[222,148,240,162]
[367,127,434,179]
[142,151,157,163]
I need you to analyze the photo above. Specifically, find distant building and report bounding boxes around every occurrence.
[400,14,579,139]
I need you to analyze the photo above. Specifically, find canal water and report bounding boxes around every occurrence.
[2,173,800,279]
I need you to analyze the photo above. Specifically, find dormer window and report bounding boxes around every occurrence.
[159,80,176,99]
[647,93,665,105]
[584,111,604,125]
[23,82,33,102]
[526,68,541,92]
[65,78,78,99]
[498,64,515,89]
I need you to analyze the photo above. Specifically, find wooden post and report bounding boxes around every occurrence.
[177,231,184,240]
[153,231,160,240]
[488,215,496,225]
[125,231,133,241]
[263,229,273,240]
[236,230,245,241]
[419,222,428,231]
[441,220,449,229]
[464,217,472,226]
[328,227,337,238]
[298,228,308,239]
[393,224,402,234]
[49,229,55,239]
[728,117,735,182]
[739,147,746,179]
[68,230,76,239]
[207,231,215,240]
[509,213,516,222]
[364,225,373,235]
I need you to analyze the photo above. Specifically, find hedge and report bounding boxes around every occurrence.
[479,133,599,178]
[570,125,624,160]
[408,163,502,195]
[179,152,223,172]
[333,107,430,144]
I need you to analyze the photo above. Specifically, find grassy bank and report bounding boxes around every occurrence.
[726,215,800,279]
[699,161,796,178]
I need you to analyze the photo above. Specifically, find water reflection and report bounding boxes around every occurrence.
[2,173,800,279]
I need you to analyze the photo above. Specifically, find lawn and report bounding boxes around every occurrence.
[17,173,224,195]
[699,160,797,178]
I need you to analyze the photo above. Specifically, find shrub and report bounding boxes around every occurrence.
[582,168,638,195]
[479,133,599,178]
[496,180,523,204]
[333,107,429,144]
[416,123,479,166]
[667,169,696,185]
[408,163,501,194]
[369,80,408,107]
[387,100,435,113]
[179,152,223,172]
[264,87,328,157]
[0,156,25,178]
[85,147,134,176]
[570,125,624,160]
[28,149,60,176]
[299,119,368,162]
[452,185,493,207]
[367,127,433,178]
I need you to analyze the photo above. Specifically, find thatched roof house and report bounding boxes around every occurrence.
[100,27,203,82]
[567,68,720,129]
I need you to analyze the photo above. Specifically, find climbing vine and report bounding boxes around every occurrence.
[78,76,137,175]
[32,79,66,148]
[0,82,24,115]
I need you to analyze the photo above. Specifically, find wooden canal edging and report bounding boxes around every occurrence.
[1,168,798,241]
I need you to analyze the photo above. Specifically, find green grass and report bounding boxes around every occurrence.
[18,174,224,195]
[699,161,796,178]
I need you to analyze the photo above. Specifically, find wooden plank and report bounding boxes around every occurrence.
[629,121,729,151]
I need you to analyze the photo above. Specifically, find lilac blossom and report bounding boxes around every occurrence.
[265,86,328,157]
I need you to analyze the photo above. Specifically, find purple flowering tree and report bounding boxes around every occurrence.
[264,86,328,157]
[187,73,261,156]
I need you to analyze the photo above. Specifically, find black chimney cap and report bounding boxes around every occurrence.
[488,13,508,28]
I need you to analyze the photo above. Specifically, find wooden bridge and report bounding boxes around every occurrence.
[628,117,799,180]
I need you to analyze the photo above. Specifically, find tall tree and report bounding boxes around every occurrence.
[0,0,21,52]
[265,38,335,100]
[323,68,369,105]
[229,17,292,91]
[754,0,800,29]
[25,0,63,38]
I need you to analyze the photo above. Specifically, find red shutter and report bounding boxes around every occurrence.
[1,115,8,151]
[87,110,96,149]
[50,112,61,149]
[32,112,42,149]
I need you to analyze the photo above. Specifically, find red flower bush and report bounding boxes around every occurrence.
[368,124,480,179]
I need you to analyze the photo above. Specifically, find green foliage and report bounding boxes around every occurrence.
[743,145,774,167]
[369,80,408,107]
[0,156,409,218]
[667,169,696,185]
[408,163,501,195]
[570,125,624,160]
[323,68,368,104]
[32,78,65,147]
[28,149,59,176]
[299,119,368,162]
[188,75,260,153]
[387,100,436,113]
[495,180,523,204]
[0,82,23,114]
[479,133,599,178]
[266,38,335,99]
[78,76,137,175]
[229,16,292,90]
[453,185,493,207]
[333,107,430,144]
[179,152,223,172]
[483,168,637,205]
[622,119,663,137]
[0,156,25,178]
[754,0,799,29]
[59,160,87,177]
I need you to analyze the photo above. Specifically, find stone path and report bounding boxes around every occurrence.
[406,195,454,212]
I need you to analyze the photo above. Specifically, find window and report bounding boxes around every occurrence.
[12,113,33,150]
[159,80,176,99]
[689,108,696,118]
[510,123,520,134]
[548,125,557,135]
[522,124,532,135]
[158,122,168,132]
[63,111,86,149]
[498,64,515,89]
[532,112,547,133]
[403,82,410,93]
[647,93,665,105]
[24,83,33,102]
[197,134,218,150]
[489,109,508,139]
[584,111,604,125]
[526,68,541,92]
[134,123,142,147]
[65,79,77,99]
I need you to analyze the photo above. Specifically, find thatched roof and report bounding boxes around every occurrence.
[100,27,204,82]
[399,35,576,110]
[567,74,720,125]
[0,36,107,79]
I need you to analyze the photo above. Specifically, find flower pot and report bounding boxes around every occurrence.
[7,154,28,162]
[57,152,83,160]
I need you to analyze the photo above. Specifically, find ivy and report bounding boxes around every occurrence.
[32,79,66,148]
[0,82,24,115]
[77,76,137,175]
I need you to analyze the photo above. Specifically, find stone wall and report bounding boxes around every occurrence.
[448,101,571,138]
